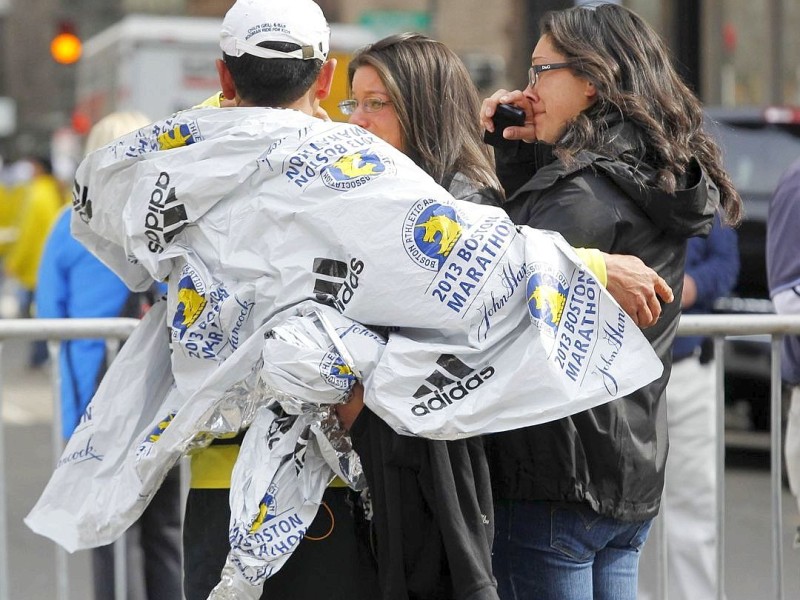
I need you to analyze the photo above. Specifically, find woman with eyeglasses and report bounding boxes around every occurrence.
[478,5,742,600]
[340,32,503,207]
[335,32,503,600]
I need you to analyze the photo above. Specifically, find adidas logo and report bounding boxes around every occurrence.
[311,257,364,311]
[411,354,495,417]
[162,196,188,243]
[144,171,188,254]
[73,181,92,223]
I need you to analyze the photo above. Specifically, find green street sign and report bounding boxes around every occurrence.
[358,10,431,37]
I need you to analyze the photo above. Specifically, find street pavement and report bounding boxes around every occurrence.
[1,334,799,599]
[2,338,93,599]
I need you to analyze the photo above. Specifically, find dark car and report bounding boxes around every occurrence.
[704,106,800,434]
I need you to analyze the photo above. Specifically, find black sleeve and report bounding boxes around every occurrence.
[348,405,372,456]
[494,139,540,198]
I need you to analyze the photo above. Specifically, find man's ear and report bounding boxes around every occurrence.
[216,58,237,101]
[314,58,337,101]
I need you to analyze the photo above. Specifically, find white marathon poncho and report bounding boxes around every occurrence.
[26,106,663,598]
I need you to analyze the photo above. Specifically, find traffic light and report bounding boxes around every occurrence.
[50,20,82,65]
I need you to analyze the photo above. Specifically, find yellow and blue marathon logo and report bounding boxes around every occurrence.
[157,123,197,150]
[172,275,207,339]
[136,410,177,460]
[321,151,387,191]
[146,411,176,443]
[526,270,569,336]
[403,199,464,271]
[250,484,278,534]
[320,350,357,391]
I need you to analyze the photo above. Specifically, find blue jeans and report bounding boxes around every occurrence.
[493,500,653,600]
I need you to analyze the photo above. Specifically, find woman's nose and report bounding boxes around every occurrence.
[348,109,368,128]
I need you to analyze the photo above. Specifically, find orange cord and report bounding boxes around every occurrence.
[304,501,335,541]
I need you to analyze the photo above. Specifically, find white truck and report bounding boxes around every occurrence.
[74,14,377,126]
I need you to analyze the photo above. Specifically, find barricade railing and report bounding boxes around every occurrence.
[667,313,800,600]
[1,314,800,600]
[0,318,138,600]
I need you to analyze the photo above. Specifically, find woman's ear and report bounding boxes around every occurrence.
[585,80,597,101]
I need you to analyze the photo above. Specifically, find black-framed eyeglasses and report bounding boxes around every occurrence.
[338,98,393,116]
[528,62,573,87]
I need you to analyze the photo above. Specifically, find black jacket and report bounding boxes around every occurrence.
[351,410,497,600]
[349,177,500,600]
[486,119,717,521]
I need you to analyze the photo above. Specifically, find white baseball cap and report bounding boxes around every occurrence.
[220,0,330,62]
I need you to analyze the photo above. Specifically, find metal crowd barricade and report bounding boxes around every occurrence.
[661,313,800,600]
[0,318,138,600]
[0,314,800,600]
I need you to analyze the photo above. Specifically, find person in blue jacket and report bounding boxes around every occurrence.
[639,215,739,600]
[36,205,132,437]
[35,111,182,600]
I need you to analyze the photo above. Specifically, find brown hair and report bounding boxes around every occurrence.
[541,4,742,225]
[348,32,501,194]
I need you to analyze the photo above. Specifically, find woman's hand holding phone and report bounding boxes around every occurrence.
[480,89,536,144]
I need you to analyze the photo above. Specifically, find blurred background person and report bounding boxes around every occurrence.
[4,155,64,366]
[0,161,19,307]
[639,215,739,600]
[0,160,36,317]
[766,157,800,539]
[35,111,182,600]
[0,160,19,269]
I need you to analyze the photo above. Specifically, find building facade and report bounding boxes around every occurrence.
[0,0,798,159]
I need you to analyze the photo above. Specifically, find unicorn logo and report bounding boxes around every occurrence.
[157,124,196,150]
[330,152,384,178]
[332,361,354,378]
[529,285,566,328]
[146,412,176,443]
[321,150,390,190]
[416,214,462,259]
[320,351,357,391]
[135,411,177,460]
[172,275,207,339]
[526,269,570,335]
[249,485,278,533]
[403,200,466,271]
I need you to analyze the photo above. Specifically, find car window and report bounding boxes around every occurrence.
[708,122,800,196]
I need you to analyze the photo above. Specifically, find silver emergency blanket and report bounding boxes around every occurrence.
[26,106,663,597]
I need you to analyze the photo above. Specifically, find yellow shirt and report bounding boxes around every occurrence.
[190,443,346,489]
[0,183,24,256]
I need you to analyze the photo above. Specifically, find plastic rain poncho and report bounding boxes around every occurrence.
[26,107,663,597]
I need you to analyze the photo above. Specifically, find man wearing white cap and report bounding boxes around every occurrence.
[183,2,379,599]
[216,0,334,108]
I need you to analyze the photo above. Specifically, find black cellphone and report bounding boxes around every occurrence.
[483,103,525,146]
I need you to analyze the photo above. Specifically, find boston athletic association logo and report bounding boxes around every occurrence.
[526,266,569,337]
[403,199,465,271]
[321,151,388,191]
